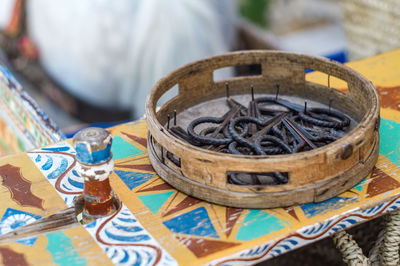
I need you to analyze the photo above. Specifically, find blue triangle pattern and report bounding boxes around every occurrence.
[163,207,219,238]
[301,196,358,218]
[114,170,155,190]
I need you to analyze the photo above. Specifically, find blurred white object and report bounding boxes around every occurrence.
[27,0,237,117]
[0,0,17,30]
[279,23,346,58]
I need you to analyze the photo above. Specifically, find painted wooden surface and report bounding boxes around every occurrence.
[0,49,399,265]
[0,65,65,156]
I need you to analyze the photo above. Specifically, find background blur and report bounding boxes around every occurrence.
[0,0,399,137]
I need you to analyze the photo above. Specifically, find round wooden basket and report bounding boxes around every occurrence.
[145,50,380,208]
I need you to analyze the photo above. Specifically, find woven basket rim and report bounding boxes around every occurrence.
[146,50,379,164]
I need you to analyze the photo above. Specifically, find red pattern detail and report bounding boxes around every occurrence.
[376,86,400,111]
[138,183,173,193]
[0,164,44,210]
[283,207,299,221]
[122,132,147,148]
[115,163,154,172]
[367,167,400,198]
[176,236,240,258]
[225,208,243,237]
[0,246,28,266]
[162,196,201,217]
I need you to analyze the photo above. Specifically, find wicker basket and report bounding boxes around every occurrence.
[146,50,380,208]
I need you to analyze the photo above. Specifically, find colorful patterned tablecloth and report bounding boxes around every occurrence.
[0,50,399,265]
[0,65,64,156]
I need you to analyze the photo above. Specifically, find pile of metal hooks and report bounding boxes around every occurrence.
[165,82,351,186]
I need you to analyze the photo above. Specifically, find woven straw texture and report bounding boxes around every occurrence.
[341,0,400,60]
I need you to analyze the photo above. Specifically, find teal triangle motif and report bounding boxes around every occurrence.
[353,178,366,192]
[138,192,174,214]
[111,136,144,160]
[379,118,400,166]
[236,210,289,241]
